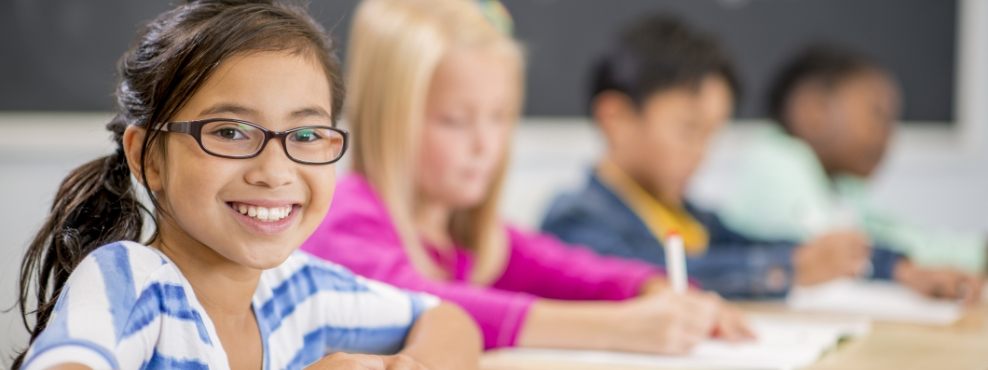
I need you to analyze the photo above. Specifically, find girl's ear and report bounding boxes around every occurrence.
[123,125,164,192]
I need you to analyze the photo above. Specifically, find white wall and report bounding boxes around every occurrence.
[957,0,988,155]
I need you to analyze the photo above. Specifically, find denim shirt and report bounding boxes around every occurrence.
[540,172,903,299]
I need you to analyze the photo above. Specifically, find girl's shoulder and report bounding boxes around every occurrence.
[27,241,198,367]
[67,241,188,305]
[75,241,181,285]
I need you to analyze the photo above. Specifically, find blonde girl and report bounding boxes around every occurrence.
[303,0,750,354]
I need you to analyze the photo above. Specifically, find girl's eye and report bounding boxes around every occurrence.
[209,126,250,141]
[290,128,322,143]
[432,111,464,126]
[440,117,469,129]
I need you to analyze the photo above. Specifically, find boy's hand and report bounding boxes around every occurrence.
[305,353,428,370]
[794,230,871,285]
[894,260,984,305]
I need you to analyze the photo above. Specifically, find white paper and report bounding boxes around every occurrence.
[787,278,963,325]
[489,314,870,370]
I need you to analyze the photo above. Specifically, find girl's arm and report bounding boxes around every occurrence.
[399,303,482,370]
[305,303,480,370]
[304,228,541,350]
[493,227,662,301]
[517,289,751,355]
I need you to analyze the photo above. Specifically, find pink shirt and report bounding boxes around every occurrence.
[301,174,661,349]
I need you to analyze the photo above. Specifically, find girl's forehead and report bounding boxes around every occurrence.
[178,52,333,121]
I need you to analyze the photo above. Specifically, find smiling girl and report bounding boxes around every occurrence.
[14,1,480,369]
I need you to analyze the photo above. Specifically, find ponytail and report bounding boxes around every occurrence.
[12,116,149,368]
[12,0,345,365]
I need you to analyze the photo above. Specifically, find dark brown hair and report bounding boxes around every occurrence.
[590,13,739,113]
[13,0,343,366]
[767,43,881,131]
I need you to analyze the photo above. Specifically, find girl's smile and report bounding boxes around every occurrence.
[226,200,303,235]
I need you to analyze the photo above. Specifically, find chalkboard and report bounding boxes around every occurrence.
[0,0,956,122]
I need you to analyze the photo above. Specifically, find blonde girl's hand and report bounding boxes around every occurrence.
[613,289,719,354]
[706,294,756,342]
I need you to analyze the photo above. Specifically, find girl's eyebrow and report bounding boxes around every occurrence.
[199,103,256,118]
[290,106,332,120]
[198,103,331,120]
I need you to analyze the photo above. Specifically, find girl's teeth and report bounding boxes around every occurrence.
[234,203,292,222]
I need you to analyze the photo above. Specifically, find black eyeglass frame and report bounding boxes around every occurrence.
[151,118,349,165]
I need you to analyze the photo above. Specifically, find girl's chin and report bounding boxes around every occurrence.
[230,243,298,270]
[435,182,489,207]
[448,193,488,209]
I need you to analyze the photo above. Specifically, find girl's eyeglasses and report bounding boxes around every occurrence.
[148,118,348,165]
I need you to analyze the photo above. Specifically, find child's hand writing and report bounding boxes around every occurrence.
[614,289,752,354]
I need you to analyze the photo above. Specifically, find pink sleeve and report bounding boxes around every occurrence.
[492,227,663,301]
[300,177,536,349]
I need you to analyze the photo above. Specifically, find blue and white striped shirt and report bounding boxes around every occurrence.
[22,241,439,370]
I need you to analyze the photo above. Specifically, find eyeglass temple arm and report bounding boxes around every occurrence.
[157,121,195,134]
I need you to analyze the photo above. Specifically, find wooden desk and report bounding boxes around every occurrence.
[481,303,988,370]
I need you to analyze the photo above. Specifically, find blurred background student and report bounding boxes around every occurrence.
[302,0,752,355]
[541,14,905,300]
[718,44,985,301]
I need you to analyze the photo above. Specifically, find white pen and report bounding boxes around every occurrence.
[664,231,688,293]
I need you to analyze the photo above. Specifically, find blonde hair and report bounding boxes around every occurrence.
[347,0,524,283]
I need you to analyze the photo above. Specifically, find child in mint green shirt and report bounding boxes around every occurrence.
[720,44,985,300]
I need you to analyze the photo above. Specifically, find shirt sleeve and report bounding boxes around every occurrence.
[864,209,987,273]
[302,223,537,350]
[834,174,987,273]
[291,254,443,356]
[544,201,797,300]
[22,249,156,370]
[492,227,661,302]
[691,207,797,299]
[868,245,904,281]
[718,132,839,241]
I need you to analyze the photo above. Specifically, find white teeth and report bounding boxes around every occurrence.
[234,203,292,222]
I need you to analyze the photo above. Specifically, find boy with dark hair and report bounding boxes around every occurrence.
[540,16,960,300]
